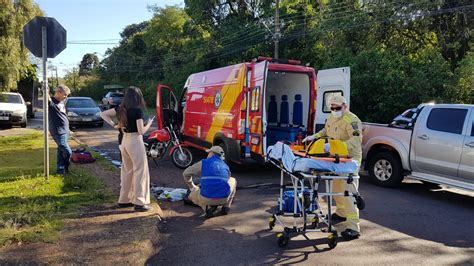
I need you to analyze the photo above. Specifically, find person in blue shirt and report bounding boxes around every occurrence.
[183,146,237,218]
[49,85,71,175]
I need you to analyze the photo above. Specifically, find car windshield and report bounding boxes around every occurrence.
[0,94,22,104]
[110,93,123,97]
[66,99,97,108]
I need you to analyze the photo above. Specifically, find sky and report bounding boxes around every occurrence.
[34,0,184,77]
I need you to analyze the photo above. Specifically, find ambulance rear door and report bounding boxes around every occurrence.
[156,84,178,130]
[248,60,268,161]
[315,67,351,132]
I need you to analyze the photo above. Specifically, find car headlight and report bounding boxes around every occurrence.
[13,109,25,115]
[94,112,101,117]
[67,111,78,117]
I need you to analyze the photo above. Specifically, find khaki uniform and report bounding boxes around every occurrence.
[183,160,237,210]
[314,111,362,232]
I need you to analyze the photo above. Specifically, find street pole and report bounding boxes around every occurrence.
[73,68,76,90]
[274,0,280,59]
[42,26,49,181]
[55,67,59,87]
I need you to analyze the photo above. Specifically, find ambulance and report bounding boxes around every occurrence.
[155,57,350,164]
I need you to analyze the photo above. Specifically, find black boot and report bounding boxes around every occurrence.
[341,229,360,240]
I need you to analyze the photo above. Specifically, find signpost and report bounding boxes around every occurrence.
[23,16,67,180]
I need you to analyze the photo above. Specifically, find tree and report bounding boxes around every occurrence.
[0,0,43,91]
[79,53,100,76]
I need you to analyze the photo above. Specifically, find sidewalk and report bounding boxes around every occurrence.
[0,128,163,265]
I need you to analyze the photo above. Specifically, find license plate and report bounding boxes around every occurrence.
[0,117,9,120]
[83,118,92,122]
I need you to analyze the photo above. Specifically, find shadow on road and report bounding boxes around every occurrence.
[359,177,474,248]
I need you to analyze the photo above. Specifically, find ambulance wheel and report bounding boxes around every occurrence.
[269,216,276,230]
[277,233,289,248]
[171,147,193,169]
[328,232,338,249]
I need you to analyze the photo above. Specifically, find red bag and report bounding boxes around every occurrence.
[72,150,96,163]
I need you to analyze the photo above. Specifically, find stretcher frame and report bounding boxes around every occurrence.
[268,158,361,249]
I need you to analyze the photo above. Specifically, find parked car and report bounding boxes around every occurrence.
[66,97,103,127]
[101,91,123,109]
[0,92,28,128]
[362,103,474,192]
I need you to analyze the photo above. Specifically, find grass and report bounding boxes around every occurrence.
[0,132,112,246]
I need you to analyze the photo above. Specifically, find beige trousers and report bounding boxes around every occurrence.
[118,133,150,206]
[333,165,360,232]
[189,177,237,210]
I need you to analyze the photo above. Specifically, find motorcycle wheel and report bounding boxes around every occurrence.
[171,147,193,169]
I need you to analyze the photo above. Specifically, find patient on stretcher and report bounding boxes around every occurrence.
[268,141,359,174]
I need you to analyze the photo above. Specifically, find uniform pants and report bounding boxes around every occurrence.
[118,133,150,206]
[189,177,237,210]
[333,165,360,232]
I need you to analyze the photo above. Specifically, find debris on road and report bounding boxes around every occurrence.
[151,185,187,202]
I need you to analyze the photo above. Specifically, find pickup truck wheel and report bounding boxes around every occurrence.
[368,151,403,188]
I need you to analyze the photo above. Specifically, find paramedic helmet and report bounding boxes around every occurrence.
[206,146,225,159]
[329,95,347,106]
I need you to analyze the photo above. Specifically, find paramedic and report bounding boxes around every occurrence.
[182,146,237,218]
[302,94,362,240]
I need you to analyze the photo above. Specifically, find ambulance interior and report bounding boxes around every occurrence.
[264,71,310,147]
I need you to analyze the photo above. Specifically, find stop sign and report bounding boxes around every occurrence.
[23,16,66,58]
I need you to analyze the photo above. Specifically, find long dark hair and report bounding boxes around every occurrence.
[117,86,146,127]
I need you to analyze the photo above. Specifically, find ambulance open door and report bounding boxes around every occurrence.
[156,84,178,130]
[248,60,268,161]
[314,67,351,132]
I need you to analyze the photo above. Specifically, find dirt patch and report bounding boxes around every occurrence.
[0,128,163,264]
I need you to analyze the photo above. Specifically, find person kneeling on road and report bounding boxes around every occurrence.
[182,146,237,218]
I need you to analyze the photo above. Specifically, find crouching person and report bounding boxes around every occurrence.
[183,146,237,218]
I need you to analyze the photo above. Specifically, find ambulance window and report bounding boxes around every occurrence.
[323,91,343,113]
[251,86,260,112]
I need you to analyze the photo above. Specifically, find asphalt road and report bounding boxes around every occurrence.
[12,112,474,264]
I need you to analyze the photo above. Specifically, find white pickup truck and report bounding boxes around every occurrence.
[362,103,474,191]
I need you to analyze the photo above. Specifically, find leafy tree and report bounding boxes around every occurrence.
[79,53,100,76]
[0,0,42,91]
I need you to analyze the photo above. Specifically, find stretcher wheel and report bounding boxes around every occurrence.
[355,195,365,210]
[328,232,338,249]
[277,233,289,248]
[311,217,319,228]
[269,216,276,230]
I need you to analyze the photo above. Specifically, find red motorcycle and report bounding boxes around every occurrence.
[144,123,193,169]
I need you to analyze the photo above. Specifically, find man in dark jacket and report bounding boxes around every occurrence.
[49,85,71,175]
[183,146,237,218]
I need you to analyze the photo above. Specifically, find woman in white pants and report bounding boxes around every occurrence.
[101,86,153,211]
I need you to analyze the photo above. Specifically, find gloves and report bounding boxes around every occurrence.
[302,135,316,143]
[324,143,330,153]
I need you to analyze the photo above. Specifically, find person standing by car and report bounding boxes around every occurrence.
[49,85,72,175]
[302,94,363,240]
[113,86,153,212]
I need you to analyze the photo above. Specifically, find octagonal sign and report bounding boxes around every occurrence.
[23,16,67,58]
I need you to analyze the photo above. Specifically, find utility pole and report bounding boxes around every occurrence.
[73,67,76,90]
[55,67,59,87]
[274,0,280,59]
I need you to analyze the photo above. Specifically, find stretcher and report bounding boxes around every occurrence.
[267,142,364,249]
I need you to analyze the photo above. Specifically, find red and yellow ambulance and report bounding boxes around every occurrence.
[156,57,350,164]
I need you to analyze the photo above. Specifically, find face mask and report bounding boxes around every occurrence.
[331,110,343,118]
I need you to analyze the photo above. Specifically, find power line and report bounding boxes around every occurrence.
[98,2,471,74]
